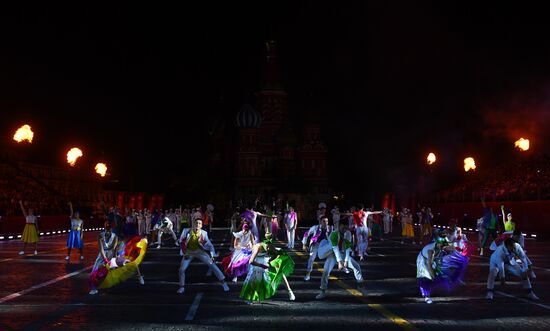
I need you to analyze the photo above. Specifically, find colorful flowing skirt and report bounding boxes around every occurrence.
[67,230,83,249]
[418,250,468,297]
[222,248,252,278]
[439,250,468,283]
[89,236,147,290]
[402,223,414,238]
[22,223,39,243]
[240,252,295,301]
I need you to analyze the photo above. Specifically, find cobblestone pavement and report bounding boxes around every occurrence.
[0,228,549,330]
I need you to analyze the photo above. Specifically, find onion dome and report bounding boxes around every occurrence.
[235,104,262,128]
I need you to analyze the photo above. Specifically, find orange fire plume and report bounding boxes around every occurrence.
[427,153,436,165]
[95,163,107,177]
[13,125,34,143]
[514,138,529,151]
[66,147,83,167]
[464,157,476,172]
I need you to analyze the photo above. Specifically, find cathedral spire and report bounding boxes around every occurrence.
[262,40,282,90]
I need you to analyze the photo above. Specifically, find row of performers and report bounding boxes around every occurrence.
[86,216,539,304]
[87,217,366,301]
[225,213,540,303]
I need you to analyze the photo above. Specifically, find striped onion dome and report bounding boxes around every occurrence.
[235,104,262,128]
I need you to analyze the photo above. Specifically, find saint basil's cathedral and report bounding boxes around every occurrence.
[208,40,330,213]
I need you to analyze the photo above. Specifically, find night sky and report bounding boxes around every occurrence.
[1,2,550,201]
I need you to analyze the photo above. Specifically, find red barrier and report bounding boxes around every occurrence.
[149,195,157,211]
[117,193,124,210]
[136,193,144,211]
[128,195,136,210]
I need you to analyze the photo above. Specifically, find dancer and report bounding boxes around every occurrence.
[480,197,498,256]
[89,221,118,295]
[89,223,146,295]
[156,216,178,249]
[241,205,272,242]
[205,204,214,232]
[448,219,473,257]
[489,229,535,279]
[342,204,382,260]
[501,205,515,232]
[137,210,146,237]
[401,207,415,244]
[176,219,229,294]
[420,207,433,245]
[222,223,256,282]
[476,217,484,254]
[486,238,539,300]
[144,209,152,237]
[316,222,367,299]
[66,202,84,261]
[416,233,468,304]
[240,233,295,302]
[284,207,298,249]
[269,207,280,239]
[18,200,39,255]
[382,208,392,235]
[302,216,332,281]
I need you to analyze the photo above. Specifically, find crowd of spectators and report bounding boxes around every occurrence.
[0,162,105,216]
[431,154,550,202]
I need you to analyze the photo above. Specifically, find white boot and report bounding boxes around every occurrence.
[288,290,295,301]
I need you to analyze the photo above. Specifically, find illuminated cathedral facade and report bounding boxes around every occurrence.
[230,41,330,204]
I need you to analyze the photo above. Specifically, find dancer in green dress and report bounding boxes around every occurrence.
[240,234,295,302]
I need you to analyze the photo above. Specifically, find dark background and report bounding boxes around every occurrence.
[1,2,550,203]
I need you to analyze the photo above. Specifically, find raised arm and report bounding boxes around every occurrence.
[19,200,28,218]
[69,201,74,219]
[367,210,383,216]
[500,205,506,228]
